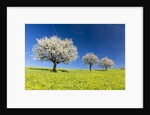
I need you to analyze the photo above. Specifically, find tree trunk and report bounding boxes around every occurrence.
[89,65,92,71]
[52,62,57,72]
[105,67,107,71]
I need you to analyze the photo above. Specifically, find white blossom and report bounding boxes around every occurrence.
[99,57,114,70]
[32,36,78,72]
[82,53,99,71]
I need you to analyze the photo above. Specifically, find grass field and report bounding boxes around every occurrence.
[25,67,125,90]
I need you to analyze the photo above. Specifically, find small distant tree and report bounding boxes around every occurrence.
[82,53,99,71]
[32,36,78,72]
[99,57,114,71]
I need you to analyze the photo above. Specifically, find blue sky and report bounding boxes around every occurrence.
[25,24,125,69]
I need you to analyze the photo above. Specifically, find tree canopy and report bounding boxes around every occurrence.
[82,53,99,71]
[32,36,78,72]
[99,57,114,70]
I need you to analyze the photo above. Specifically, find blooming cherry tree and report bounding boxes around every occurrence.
[32,36,78,72]
[82,53,99,71]
[99,57,114,71]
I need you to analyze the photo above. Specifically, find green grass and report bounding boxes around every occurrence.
[25,67,125,90]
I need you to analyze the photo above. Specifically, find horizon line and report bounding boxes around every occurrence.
[25,66,125,69]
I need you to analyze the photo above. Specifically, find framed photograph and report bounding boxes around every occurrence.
[1,0,149,112]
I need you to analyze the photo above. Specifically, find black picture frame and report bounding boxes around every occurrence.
[1,0,149,113]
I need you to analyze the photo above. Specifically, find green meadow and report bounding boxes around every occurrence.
[25,67,125,90]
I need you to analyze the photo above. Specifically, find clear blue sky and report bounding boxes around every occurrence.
[25,24,125,69]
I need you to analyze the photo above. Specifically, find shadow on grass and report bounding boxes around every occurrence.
[29,68,69,73]
[59,70,69,73]
[94,70,106,71]
[29,68,50,71]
